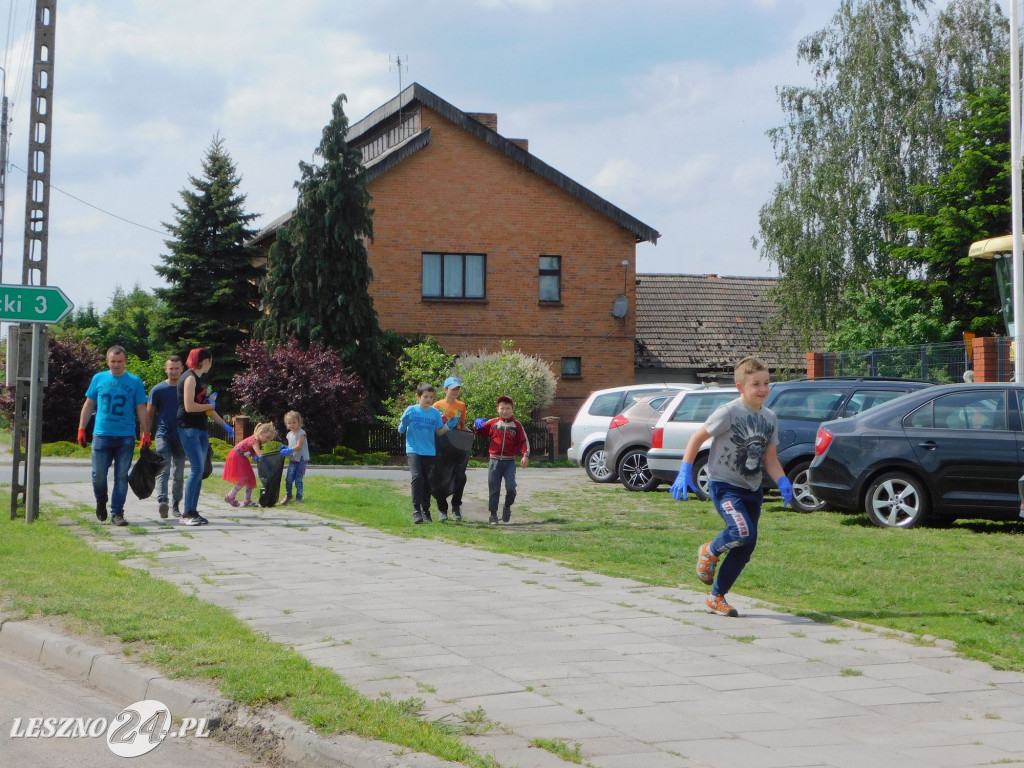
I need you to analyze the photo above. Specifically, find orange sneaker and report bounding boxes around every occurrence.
[706,593,738,617]
[696,542,719,585]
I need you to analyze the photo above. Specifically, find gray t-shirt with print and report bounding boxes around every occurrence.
[704,397,778,491]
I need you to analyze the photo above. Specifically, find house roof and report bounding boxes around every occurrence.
[249,83,659,248]
[635,273,807,372]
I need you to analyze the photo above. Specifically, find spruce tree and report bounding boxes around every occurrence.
[257,94,385,409]
[155,135,261,400]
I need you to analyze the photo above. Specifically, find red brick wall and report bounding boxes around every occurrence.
[366,106,638,419]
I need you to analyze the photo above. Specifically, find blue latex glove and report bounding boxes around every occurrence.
[280,446,294,456]
[670,462,696,501]
[777,476,794,508]
[446,415,461,430]
[252,455,260,465]
[222,424,234,439]
[474,417,487,430]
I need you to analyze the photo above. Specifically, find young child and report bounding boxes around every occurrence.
[223,422,277,508]
[671,356,792,617]
[398,383,460,524]
[432,376,470,521]
[474,396,530,525]
[281,410,310,504]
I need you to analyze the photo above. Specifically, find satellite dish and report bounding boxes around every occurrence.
[611,294,628,319]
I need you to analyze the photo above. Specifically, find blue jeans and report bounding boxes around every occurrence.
[155,435,186,509]
[708,481,763,597]
[285,459,308,500]
[179,427,209,514]
[487,458,517,514]
[91,435,135,514]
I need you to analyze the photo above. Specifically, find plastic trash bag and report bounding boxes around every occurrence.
[258,451,287,508]
[128,447,166,500]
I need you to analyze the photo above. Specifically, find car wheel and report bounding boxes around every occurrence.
[788,460,826,513]
[583,444,616,483]
[864,472,929,528]
[618,449,660,492]
[693,453,711,501]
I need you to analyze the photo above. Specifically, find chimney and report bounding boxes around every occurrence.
[509,138,529,152]
[466,112,498,132]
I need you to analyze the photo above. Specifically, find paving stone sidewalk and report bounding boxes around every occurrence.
[37,478,1024,768]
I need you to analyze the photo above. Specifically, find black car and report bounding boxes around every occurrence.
[810,383,1024,528]
[763,377,932,512]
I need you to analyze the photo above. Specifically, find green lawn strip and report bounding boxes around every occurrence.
[304,476,1024,672]
[0,495,496,768]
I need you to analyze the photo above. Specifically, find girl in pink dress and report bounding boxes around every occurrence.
[223,422,276,507]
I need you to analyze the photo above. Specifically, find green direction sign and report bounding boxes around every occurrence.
[0,284,73,324]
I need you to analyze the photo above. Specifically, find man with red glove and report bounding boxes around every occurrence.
[77,345,151,526]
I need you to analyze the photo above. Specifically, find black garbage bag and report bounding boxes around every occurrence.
[202,444,214,479]
[128,447,166,500]
[258,452,287,508]
[432,430,473,499]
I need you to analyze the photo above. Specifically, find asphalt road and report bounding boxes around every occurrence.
[0,648,260,768]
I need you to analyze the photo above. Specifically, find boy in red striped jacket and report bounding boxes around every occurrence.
[474,396,530,525]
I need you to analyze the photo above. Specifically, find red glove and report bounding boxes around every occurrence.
[77,428,87,448]
[140,433,152,450]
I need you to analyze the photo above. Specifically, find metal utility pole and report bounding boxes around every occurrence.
[10,0,56,522]
[1012,0,1024,383]
[0,71,8,283]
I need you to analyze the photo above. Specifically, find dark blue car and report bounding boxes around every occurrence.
[810,383,1024,527]
[763,378,932,512]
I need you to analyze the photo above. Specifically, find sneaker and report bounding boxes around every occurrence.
[111,513,128,527]
[280,496,291,506]
[501,509,511,523]
[224,495,240,508]
[412,510,424,524]
[697,542,719,586]
[452,509,463,522]
[158,501,169,519]
[294,498,303,504]
[489,515,499,525]
[180,512,208,526]
[172,506,181,518]
[439,511,449,522]
[423,510,433,522]
[95,501,107,522]
[706,593,739,617]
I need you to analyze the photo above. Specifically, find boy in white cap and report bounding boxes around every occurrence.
[432,376,470,520]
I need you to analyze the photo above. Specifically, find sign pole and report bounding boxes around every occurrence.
[24,323,44,522]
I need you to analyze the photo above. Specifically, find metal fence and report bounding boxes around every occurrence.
[822,341,973,383]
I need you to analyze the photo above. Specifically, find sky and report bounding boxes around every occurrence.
[0,0,959,313]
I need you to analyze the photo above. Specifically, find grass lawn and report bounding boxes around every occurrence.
[301,474,1024,673]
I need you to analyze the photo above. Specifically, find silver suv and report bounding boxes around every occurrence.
[568,383,695,482]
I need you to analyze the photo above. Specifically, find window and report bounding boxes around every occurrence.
[671,392,736,422]
[770,388,845,421]
[422,253,486,299]
[561,357,581,377]
[907,391,1007,431]
[844,389,910,418]
[588,392,624,417]
[539,255,561,302]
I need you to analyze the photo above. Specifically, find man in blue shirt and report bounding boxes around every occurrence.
[147,355,184,519]
[77,346,151,526]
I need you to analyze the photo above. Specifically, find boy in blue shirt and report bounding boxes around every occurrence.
[398,382,459,524]
[147,355,185,519]
[77,345,151,526]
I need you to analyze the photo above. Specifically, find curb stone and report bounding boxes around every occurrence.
[0,612,463,768]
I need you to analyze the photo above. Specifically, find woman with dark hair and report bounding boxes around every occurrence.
[177,347,233,525]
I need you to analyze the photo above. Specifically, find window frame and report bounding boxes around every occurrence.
[539,255,562,303]
[561,356,581,378]
[422,252,487,300]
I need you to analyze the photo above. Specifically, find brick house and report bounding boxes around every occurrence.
[250,83,659,421]
[634,273,809,384]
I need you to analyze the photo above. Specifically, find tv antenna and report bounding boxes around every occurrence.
[389,54,408,93]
